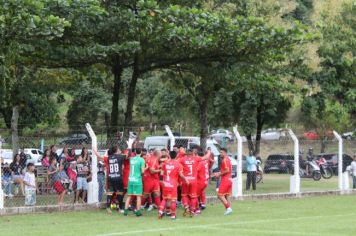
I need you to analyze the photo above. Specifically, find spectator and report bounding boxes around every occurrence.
[10,153,25,195]
[41,149,51,168]
[97,159,106,202]
[350,155,356,189]
[50,145,61,164]
[75,155,91,204]
[23,163,37,206]
[1,159,13,198]
[48,157,66,205]
[246,150,257,191]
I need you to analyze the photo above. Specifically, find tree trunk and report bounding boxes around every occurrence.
[254,104,264,155]
[246,135,255,154]
[109,64,123,138]
[11,105,20,155]
[123,56,140,137]
[199,97,209,151]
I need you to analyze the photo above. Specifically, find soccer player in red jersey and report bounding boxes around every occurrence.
[196,150,211,212]
[179,149,202,216]
[159,151,188,220]
[214,148,233,215]
[142,150,161,211]
[122,149,131,194]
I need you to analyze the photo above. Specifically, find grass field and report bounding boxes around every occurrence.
[1,195,356,236]
[4,174,346,207]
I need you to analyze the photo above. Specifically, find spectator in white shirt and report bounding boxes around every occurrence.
[350,155,356,189]
[23,163,37,206]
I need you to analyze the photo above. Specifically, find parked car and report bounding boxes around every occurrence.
[303,131,319,140]
[59,133,91,145]
[261,128,286,141]
[24,148,43,166]
[342,129,355,140]
[314,153,353,175]
[209,129,234,143]
[264,154,294,174]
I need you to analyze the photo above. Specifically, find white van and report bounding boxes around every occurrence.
[144,136,223,168]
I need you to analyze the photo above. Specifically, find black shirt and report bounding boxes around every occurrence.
[107,154,125,179]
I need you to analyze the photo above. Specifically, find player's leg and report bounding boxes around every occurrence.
[135,195,143,216]
[181,182,190,215]
[124,195,132,216]
[152,181,161,211]
[189,181,198,216]
[170,200,177,220]
[218,182,233,215]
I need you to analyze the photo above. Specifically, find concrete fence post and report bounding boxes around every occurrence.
[86,123,99,205]
[233,126,243,197]
[288,129,300,194]
[333,131,344,191]
[164,125,175,151]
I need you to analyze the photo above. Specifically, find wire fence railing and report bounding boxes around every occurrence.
[0,126,355,210]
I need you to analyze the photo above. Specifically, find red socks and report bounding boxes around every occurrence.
[224,202,230,209]
[154,196,161,207]
[182,196,190,209]
[190,198,198,213]
[171,202,177,216]
[159,199,166,212]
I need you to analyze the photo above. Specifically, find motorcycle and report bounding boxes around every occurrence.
[256,160,263,184]
[316,157,333,179]
[299,158,322,181]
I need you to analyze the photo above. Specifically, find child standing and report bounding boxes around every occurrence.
[48,157,66,205]
[23,163,37,206]
[1,159,13,198]
[75,155,91,204]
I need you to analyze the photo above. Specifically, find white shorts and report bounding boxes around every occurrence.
[77,177,88,191]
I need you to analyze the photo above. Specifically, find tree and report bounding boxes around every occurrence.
[313,1,356,127]
[0,0,70,153]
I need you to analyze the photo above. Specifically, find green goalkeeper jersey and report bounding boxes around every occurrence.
[128,155,145,185]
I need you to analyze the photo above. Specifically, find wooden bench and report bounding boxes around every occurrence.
[36,166,52,195]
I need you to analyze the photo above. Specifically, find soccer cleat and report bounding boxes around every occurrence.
[123,209,129,216]
[158,211,164,220]
[147,205,154,212]
[171,215,176,220]
[200,204,206,210]
[119,209,124,214]
[135,210,142,217]
[224,208,233,216]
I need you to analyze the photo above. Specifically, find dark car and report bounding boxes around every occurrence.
[59,133,91,145]
[315,153,353,175]
[264,154,294,174]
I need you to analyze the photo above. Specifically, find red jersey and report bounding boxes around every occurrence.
[220,156,232,182]
[144,155,159,181]
[162,159,183,186]
[197,159,210,183]
[179,155,200,181]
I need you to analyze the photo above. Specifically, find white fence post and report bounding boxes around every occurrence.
[86,123,99,205]
[333,131,344,191]
[0,135,4,209]
[164,125,175,151]
[288,129,300,194]
[233,126,243,198]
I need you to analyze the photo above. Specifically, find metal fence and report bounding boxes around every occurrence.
[0,125,355,211]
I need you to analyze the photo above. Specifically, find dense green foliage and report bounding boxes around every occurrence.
[0,0,354,151]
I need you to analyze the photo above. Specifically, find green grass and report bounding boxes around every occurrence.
[4,174,343,207]
[1,195,355,236]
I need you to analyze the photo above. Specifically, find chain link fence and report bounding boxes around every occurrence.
[1,126,355,209]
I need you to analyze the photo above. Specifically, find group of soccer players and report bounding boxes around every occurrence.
[93,144,233,219]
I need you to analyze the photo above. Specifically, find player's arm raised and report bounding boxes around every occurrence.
[93,149,105,162]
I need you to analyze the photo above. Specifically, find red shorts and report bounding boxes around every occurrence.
[218,180,232,196]
[143,179,160,194]
[181,180,198,198]
[162,181,178,200]
[123,172,129,189]
[53,181,65,194]
[197,181,208,197]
